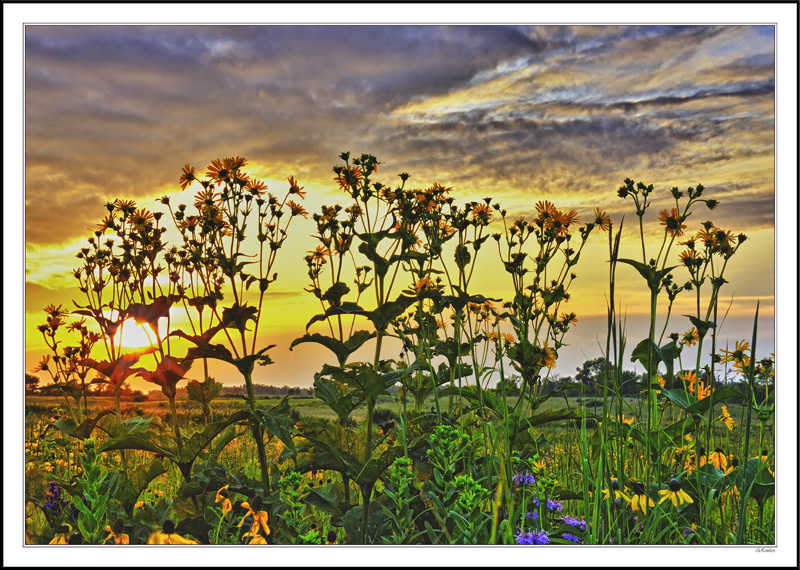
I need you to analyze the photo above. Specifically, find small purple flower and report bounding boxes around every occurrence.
[515,528,550,545]
[545,498,564,512]
[531,496,540,507]
[558,516,587,532]
[562,532,581,543]
[512,470,536,486]
[525,510,539,521]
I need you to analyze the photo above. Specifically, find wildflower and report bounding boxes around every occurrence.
[678,248,701,268]
[601,478,629,501]
[288,200,308,218]
[335,165,363,191]
[32,354,51,373]
[130,208,155,231]
[719,340,750,364]
[658,478,693,508]
[545,498,564,512]
[50,524,72,545]
[682,370,711,399]
[248,178,268,194]
[104,518,130,545]
[287,176,305,198]
[560,312,578,325]
[215,484,232,516]
[242,526,269,545]
[414,276,436,294]
[502,333,516,345]
[471,203,493,225]
[179,164,197,190]
[712,407,732,435]
[515,528,550,545]
[709,447,727,470]
[593,207,611,232]
[146,519,199,544]
[238,495,270,537]
[559,516,587,532]
[512,470,535,486]
[326,530,338,545]
[681,327,699,347]
[562,532,581,543]
[524,510,539,521]
[539,343,557,369]
[658,208,686,237]
[628,481,654,514]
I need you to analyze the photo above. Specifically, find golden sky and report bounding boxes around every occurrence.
[18,18,787,391]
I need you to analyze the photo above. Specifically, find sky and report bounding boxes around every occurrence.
[19,19,787,392]
[12,7,792,386]
[6,4,799,567]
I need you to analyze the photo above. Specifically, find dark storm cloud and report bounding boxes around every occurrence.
[24,24,775,251]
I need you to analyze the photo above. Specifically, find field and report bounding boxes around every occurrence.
[24,153,775,547]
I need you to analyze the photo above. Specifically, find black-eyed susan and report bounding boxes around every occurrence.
[326,530,338,545]
[709,447,728,471]
[146,519,200,545]
[104,517,130,545]
[242,526,269,545]
[601,478,630,502]
[658,478,693,508]
[49,524,71,545]
[238,494,270,537]
[627,481,654,514]
[215,484,232,516]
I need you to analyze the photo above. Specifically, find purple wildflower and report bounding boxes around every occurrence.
[545,498,564,512]
[515,528,550,545]
[558,516,587,532]
[562,532,581,543]
[525,510,539,521]
[512,470,536,486]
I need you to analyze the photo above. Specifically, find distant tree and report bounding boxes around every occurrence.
[25,374,40,395]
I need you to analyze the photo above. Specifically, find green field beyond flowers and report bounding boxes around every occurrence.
[25,153,775,546]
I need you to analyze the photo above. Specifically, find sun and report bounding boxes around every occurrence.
[115,318,155,349]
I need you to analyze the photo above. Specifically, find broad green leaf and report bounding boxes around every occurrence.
[186,377,222,407]
[321,282,351,306]
[631,338,662,374]
[291,330,376,366]
[684,315,716,339]
[49,410,116,441]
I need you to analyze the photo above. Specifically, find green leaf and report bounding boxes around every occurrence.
[186,377,222,407]
[290,330,376,366]
[661,385,747,414]
[617,259,679,291]
[49,410,116,441]
[367,294,417,331]
[115,457,170,515]
[321,282,351,306]
[631,338,662,374]
[684,315,716,339]
[306,302,368,331]
[253,397,297,453]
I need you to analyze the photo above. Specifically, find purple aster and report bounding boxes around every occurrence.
[562,532,581,543]
[545,498,564,512]
[515,528,550,545]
